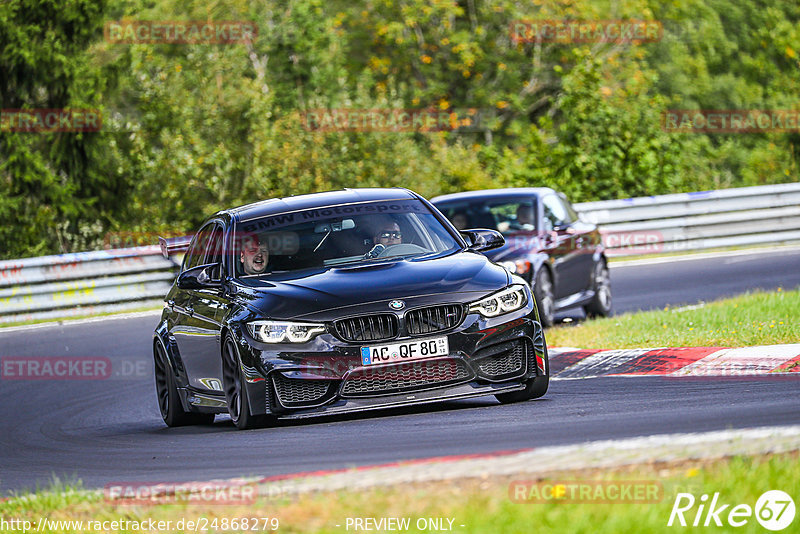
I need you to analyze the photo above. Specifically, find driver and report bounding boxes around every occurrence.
[516,204,534,228]
[373,221,403,247]
[239,234,270,275]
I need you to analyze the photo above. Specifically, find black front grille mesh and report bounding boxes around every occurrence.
[341,358,471,396]
[334,314,398,343]
[405,304,464,336]
[272,373,331,407]
[477,341,526,378]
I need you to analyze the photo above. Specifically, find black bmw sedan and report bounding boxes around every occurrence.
[431,188,612,327]
[154,188,549,429]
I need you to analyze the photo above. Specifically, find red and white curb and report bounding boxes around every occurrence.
[549,344,800,379]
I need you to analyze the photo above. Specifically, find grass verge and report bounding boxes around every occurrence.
[547,288,798,349]
[2,452,797,533]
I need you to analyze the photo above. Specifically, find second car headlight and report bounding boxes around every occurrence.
[469,284,528,318]
[246,321,326,343]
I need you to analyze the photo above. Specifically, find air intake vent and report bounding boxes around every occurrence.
[341,358,472,397]
[272,374,332,408]
[477,340,527,379]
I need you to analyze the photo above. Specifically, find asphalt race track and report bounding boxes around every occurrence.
[1,249,799,492]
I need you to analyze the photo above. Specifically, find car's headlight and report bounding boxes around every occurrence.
[246,321,326,343]
[468,284,528,318]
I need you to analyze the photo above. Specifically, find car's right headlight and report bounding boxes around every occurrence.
[246,321,326,343]
[468,284,528,318]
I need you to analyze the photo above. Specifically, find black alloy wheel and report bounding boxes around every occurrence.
[154,342,214,426]
[584,260,612,318]
[222,336,272,430]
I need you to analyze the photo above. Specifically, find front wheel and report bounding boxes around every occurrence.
[495,375,549,404]
[222,336,272,430]
[584,260,612,318]
[154,343,214,427]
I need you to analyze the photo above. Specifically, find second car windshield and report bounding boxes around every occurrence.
[233,199,460,275]
[436,198,538,236]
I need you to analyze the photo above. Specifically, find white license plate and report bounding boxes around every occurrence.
[360,337,449,366]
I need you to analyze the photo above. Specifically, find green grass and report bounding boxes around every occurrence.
[2,453,797,533]
[547,288,799,349]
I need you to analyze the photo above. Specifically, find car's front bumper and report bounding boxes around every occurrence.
[232,306,547,418]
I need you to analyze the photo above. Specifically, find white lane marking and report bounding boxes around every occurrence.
[0,309,162,334]
[610,245,800,268]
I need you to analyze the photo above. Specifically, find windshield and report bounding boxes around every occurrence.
[232,199,460,276]
[434,197,538,236]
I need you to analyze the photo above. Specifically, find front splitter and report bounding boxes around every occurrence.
[276,381,526,420]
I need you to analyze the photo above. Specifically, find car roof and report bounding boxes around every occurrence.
[430,187,556,204]
[224,188,419,222]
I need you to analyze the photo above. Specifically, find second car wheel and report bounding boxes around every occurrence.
[584,260,612,318]
[533,268,555,327]
[222,336,272,430]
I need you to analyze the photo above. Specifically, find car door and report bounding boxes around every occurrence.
[559,193,596,293]
[170,222,228,393]
[541,193,586,299]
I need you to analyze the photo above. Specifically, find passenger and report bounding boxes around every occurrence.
[239,234,270,275]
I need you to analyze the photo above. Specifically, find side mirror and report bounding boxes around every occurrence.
[461,229,505,252]
[177,263,222,289]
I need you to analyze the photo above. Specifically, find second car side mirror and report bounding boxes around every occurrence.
[461,229,505,252]
[177,263,222,290]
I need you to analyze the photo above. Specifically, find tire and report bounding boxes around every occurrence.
[495,375,549,404]
[584,260,612,318]
[222,336,272,430]
[533,268,555,327]
[154,342,214,427]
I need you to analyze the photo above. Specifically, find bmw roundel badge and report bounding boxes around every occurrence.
[389,299,405,310]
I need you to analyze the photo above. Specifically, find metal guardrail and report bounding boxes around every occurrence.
[574,182,800,256]
[1,182,798,323]
[0,246,178,324]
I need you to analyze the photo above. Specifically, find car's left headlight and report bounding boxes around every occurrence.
[246,321,326,343]
[468,284,528,318]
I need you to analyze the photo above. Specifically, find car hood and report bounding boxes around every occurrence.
[231,252,510,321]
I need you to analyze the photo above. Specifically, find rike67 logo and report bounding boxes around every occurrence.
[668,490,795,531]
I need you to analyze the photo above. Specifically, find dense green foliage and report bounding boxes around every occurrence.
[2,0,798,258]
